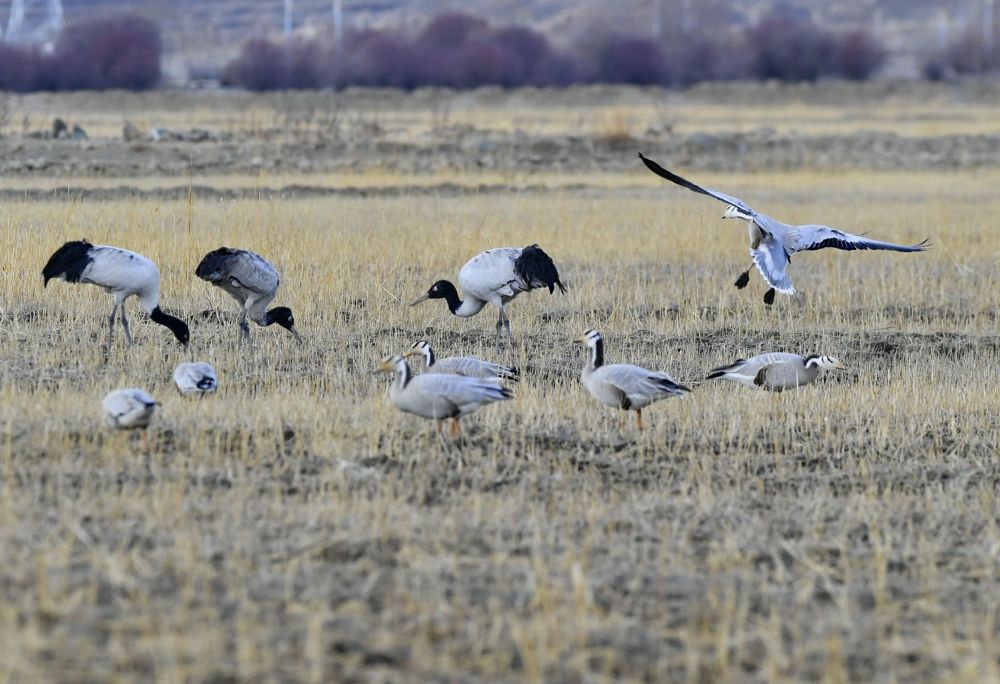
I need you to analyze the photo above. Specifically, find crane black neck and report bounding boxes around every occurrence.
[150,307,190,345]
[435,281,463,315]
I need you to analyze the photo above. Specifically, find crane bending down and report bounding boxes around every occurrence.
[42,240,190,349]
[638,153,930,304]
[195,248,301,343]
[410,244,566,348]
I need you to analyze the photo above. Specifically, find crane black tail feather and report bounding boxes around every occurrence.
[515,244,566,294]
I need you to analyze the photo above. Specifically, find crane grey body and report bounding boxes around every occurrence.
[706,353,845,391]
[404,340,518,382]
[375,354,513,438]
[638,153,929,304]
[411,244,566,349]
[173,362,219,396]
[196,247,301,343]
[574,329,689,430]
[42,240,190,349]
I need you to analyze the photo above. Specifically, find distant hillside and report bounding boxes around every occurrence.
[0,0,990,80]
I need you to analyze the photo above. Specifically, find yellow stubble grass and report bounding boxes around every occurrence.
[0,168,999,681]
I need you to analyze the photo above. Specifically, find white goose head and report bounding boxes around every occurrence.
[722,205,753,221]
[572,329,604,368]
[403,340,434,367]
[805,355,845,371]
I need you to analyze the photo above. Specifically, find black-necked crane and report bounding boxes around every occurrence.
[403,340,518,383]
[410,244,566,348]
[173,362,219,396]
[638,153,930,305]
[707,353,845,392]
[42,240,190,349]
[573,329,689,430]
[375,354,513,438]
[195,248,301,343]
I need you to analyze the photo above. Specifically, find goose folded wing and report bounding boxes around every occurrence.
[603,365,688,405]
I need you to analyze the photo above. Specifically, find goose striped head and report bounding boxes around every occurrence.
[805,355,845,371]
[573,329,604,367]
[722,205,753,221]
[375,354,407,374]
[403,340,435,367]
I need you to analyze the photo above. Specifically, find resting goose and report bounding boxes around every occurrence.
[375,354,513,437]
[173,362,219,396]
[706,353,844,391]
[574,329,689,430]
[403,340,518,382]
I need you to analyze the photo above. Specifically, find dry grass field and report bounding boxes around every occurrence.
[2,87,1000,682]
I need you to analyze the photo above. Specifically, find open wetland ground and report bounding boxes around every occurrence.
[1,85,1000,681]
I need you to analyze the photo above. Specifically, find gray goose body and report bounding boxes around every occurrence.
[707,353,844,391]
[574,330,689,430]
[376,355,513,437]
[404,341,518,382]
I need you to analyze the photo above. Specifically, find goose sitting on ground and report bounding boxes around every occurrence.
[173,362,218,396]
[410,244,566,349]
[375,354,513,438]
[573,329,690,430]
[403,340,518,382]
[102,388,157,429]
[706,353,845,391]
[638,153,929,304]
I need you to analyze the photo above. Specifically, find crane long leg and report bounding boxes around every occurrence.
[495,310,504,351]
[618,412,624,431]
[238,311,251,343]
[120,307,133,346]
[106,304,118,350]
[734,267,751,289]
[502,309,515,350]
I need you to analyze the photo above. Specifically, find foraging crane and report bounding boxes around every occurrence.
[638,153,930,304]
[573,329,689,430]
[410,244,566,348]
[707,353,845,391]
[403,340,518,383]
[375,354,513,438]
[173,362,219,396]
[195,247,301,343]
[42,240,190,348]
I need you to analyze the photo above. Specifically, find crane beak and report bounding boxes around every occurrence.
[290,327,303,344]
[409,293,430,307]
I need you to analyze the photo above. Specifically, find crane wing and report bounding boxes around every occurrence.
[196,248,279,297]
[514,244,566,294]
